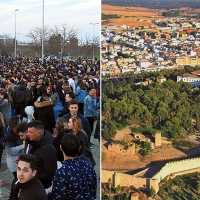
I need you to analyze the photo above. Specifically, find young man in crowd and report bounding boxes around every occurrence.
[62,99,91,141]
[27,120,57,190]
[58,91,75,117]
[84,87,99,139]
[49,133,97,200]
[17,153,47,200]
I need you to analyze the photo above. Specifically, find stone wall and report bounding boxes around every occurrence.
[153,157,200,182]
[102,157,200,193]
[102,170,158,191]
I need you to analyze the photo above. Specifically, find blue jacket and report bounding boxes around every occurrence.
[84,94,99,118]
[5,130,23,172]
[74,87,87,103]
[62,112,92,137]
[53,92,64,122]
[0,98,11,125]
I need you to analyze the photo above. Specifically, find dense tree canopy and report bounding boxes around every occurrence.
[102,70,200,140]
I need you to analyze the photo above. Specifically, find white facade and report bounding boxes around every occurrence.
[177,75,200,82]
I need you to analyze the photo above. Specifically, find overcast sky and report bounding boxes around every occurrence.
[0,0,101,42]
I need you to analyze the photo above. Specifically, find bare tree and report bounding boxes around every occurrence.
[53,22,79,44]
[80,34,101,58]
[26,25,52,57]
[84,33,92,46]
[52,22,79,57]
[93,35,100,47]
[0,34,14,56]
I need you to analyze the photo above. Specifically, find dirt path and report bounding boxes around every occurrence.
[184,131,200,144]
[114,126,132,140]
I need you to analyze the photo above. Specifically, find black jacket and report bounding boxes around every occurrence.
[19,176,47,200]
[34,100,55,134]
[69,130,96,166]
[76,130,96,166]
[25,89,34,107]
[29,130,57,189]
[13,85,28,104]
[0,125,5,147]
[58,102,69,117]
[36,84,47,100]
[52,131,65,162]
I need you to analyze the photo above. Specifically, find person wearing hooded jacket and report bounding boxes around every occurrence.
[26,120,57,189]
[12,82,28,121]
[33,95,55,135]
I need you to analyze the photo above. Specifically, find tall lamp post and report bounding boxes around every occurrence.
[15,9,19,58]
[89,22,99,60]
[42,0,44,63]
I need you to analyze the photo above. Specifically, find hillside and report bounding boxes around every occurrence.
[102,0,200,9]
[102,4,158,27]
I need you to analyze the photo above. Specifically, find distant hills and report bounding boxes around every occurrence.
[102,0,200,9]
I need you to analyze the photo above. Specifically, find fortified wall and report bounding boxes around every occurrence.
[102,170,159,192]
[102,157,200,193]
[107,132,165,157]
[152,157,200,182]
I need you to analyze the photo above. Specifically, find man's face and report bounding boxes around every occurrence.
[27,127,41,142]
[89,89,96,96]
[37,79,43,85]
[27,82,31,88]
[31,82,35,87]
[18,131,28,140]
[69,104,78,116]
[17,161,36,184]
[90,75,94,79]
[65,94,72,102]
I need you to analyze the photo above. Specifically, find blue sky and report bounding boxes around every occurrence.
[0,0,101,42]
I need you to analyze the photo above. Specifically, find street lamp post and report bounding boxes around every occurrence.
[89,23,99,60]
[16,33,20,56]
[42,0,44,63]
[15,9,19,58]
[60,39,63,61]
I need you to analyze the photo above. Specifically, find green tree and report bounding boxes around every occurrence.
[103,81,114,95]
[156,106,169,124]
[196,113,200,131]
[150,187,156,198]
[102,121,117,140]
[197,181,200,194]
[141,141,152,151]
[103,125,110,140]
[115,185,121,195]
[124,187,130,198]
[138,148,148,156]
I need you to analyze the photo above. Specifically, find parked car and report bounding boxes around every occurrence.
[62,55,73,60]
[45,55,57,61]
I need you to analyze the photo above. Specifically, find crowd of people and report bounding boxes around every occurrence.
[0,55,100,200]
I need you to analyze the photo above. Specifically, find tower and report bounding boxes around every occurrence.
[155,132,161,147]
